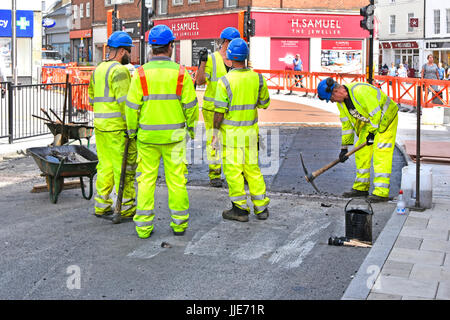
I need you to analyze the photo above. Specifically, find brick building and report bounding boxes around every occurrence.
[70,0,371,70]
[150,0,371,72]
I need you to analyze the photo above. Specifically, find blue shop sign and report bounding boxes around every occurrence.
[0,10,34,38]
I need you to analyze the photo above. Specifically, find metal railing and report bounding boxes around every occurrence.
[0,81,92,144]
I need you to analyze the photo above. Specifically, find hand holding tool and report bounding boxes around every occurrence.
[339,148,349,163]
[300,142,368,193]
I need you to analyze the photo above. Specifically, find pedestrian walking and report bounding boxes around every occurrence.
[293,53,303,87]
[196,27,241,188]
[397,63,408,78]
[88,31,137,219]
[125,25,199,239]
[316,77,399,203]
[211,38,271,221]
[421,54,440,99]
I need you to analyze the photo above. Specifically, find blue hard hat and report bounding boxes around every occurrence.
[317,77,336,102]
[107,31,134,48]
[148,24,176,45]
[220,27,241,40]
[226,38,248,61]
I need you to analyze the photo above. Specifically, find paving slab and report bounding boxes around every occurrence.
[436,281,450,300]
[421,239,450,253]
[388,247,446,266]
[410,264,450,282]
[372,275,438,299]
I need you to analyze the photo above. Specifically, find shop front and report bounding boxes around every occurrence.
[426,40,450,69]
[151,11,367,72]
[380,40,423,77]
[70,29,92,64]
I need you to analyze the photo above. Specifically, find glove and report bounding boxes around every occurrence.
[366,132,375,146]
[339,148,349,163]
[199,48,208,63]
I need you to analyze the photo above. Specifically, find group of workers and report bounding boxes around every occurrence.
[89,24,398,240]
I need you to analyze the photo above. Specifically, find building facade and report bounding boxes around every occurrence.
[424,0,450,69]
[43,0,71,62]
[376,0,424,77]
[70,0,93,64]
[150,0,369,73]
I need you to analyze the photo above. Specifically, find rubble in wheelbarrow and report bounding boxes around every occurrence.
[45,150,91,163]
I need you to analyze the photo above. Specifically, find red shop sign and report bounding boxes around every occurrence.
[382,42,392,49]
[252,12,369,39]
[391,41,418,49]
[149,13,238,40]
[322,40,362,50]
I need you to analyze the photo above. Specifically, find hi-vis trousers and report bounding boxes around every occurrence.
[352,115,398,198]
[222,144,270,215]
[94,130,137,217]
[202,109,222,180]
[133,139,189,239]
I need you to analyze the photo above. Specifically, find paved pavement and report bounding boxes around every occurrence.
[0,89,449,300]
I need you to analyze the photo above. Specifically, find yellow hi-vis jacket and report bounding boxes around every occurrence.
[202,51,228,111]
[125,56,199,144]
[338,82,398,147]
[214,68,270,147]
[88,60,131,131]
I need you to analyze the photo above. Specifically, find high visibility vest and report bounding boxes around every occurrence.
[88,61,130,131]
[125,56,199,144]
[338,82,398,146]
[214,68,270,147]
[202,51,228,111]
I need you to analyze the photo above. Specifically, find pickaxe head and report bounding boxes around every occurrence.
[300,152,321,194]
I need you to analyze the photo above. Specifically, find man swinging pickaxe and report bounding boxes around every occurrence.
[300,142,367,193]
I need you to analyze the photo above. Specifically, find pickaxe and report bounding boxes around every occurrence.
[300,142,368,193]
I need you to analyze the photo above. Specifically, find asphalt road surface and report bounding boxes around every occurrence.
[0,126,406,300]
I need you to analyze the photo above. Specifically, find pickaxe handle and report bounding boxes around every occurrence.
[112,136,131,224]
[311,142,368,180]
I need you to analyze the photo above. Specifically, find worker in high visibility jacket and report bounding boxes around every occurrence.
[196,27,241,188]
[317,77,399,202]
[88,31,137,218]
[211,38,270,222]
[125,25,199,239]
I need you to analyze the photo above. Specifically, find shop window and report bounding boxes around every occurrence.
[224,0,237,8]
[73,4,78,19]
[390,15,396,34]
[408,13,414,32]
[158,0,168,14]
[446,9,450,33]
[173,0,183,6]
[434,10,440,34]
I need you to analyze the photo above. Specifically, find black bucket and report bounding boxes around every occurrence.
[345,199,374,244]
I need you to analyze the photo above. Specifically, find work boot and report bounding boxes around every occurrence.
[94,210,113,219]
[367,194,389,203]
[222,203,249,222]
[342,188,369,198]
[173,230,185,236]
[255,208,269,220]
[210,178,223,188]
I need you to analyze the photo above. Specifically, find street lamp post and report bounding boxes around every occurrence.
[11,0,17,85]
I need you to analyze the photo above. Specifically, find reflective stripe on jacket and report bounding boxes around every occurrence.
[202,51,228,111]
[338,82,398,147]
[214,68,270,147]
[88,61,131,131]
[125,56,199,144]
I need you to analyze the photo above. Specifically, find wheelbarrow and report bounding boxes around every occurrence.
[45,122,94,148]
[27,145,98,204]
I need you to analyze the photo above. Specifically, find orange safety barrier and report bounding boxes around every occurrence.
[49,65,450,109]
